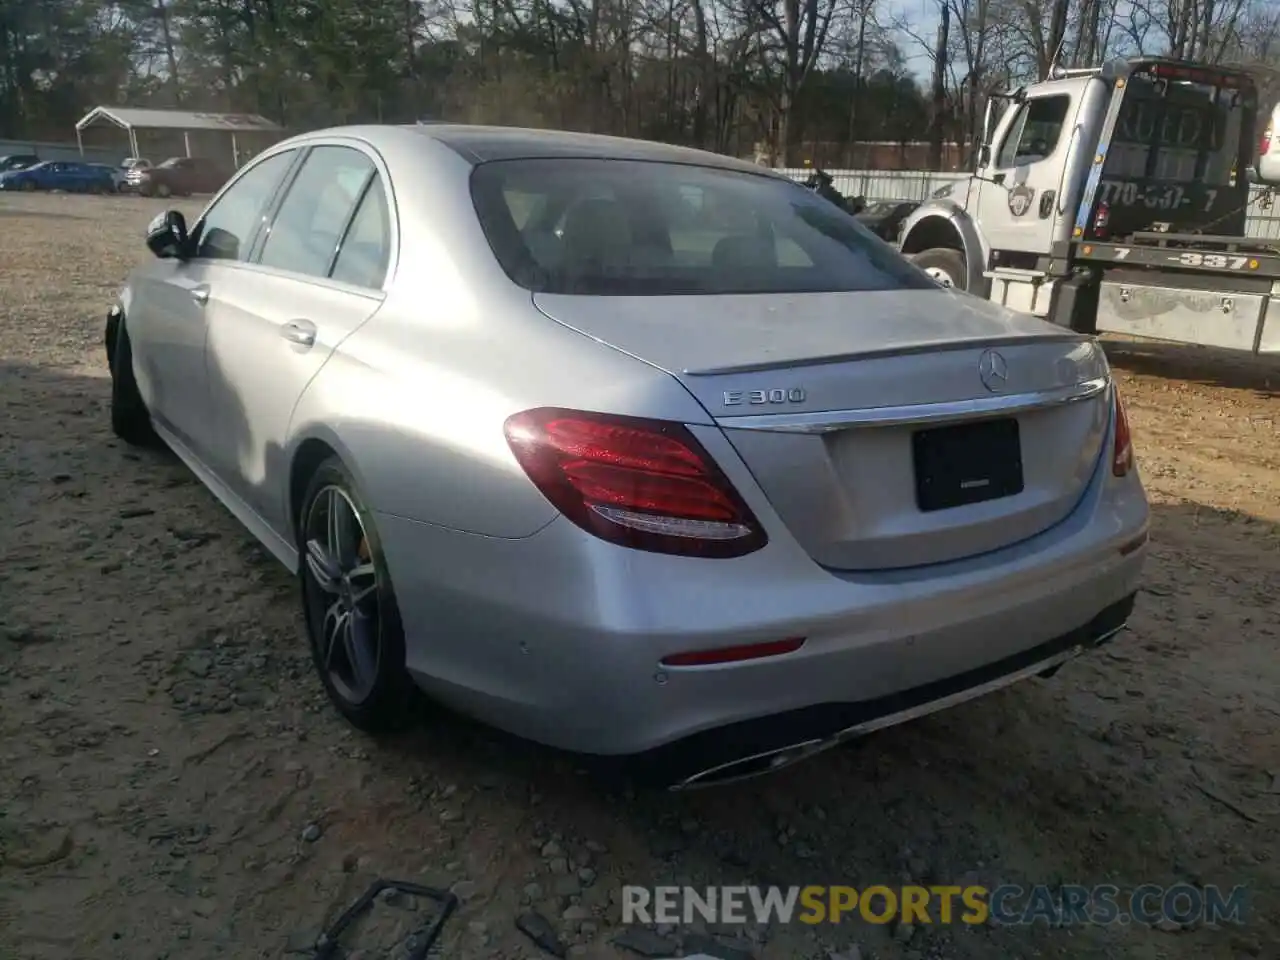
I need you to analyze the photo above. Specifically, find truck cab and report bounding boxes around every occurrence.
[902,72,1109,301]
[899,58,1279,356]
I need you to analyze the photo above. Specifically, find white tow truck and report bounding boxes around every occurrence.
[897,57,1280,356]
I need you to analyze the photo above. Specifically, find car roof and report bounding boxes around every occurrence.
[283,123,783,179]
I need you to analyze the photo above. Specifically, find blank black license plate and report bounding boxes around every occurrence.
[912,418,1024,512]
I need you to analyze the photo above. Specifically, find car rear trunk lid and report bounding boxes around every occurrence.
[533,289,1111,570]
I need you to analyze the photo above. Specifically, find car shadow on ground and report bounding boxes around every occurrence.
[4,353,1278,959]
[1101,335,1280,399]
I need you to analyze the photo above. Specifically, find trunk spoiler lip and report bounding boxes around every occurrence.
[681,331,1094,377]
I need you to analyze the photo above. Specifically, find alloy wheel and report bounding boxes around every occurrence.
[302,485,382,704]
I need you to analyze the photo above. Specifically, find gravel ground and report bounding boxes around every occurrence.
[1,191,1277,960]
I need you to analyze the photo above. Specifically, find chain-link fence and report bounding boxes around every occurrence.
[776,168,1280,240]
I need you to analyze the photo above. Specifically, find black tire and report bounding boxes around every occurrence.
[911,247,968,291]
[298,457,419,734]
[20,180,35,192]
[156,183,171,198]
[108,318,160,447]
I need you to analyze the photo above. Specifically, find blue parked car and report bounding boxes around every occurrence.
[0,160,116,193]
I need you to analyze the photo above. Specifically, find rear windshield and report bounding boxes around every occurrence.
[469,158,937,296]
[1105,73,1249,186]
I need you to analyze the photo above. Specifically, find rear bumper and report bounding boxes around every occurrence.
[642,591,1136,788]
[377,435,1149,763]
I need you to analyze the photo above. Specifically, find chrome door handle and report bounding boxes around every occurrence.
[282,320,317,347]
[191,285,210,305]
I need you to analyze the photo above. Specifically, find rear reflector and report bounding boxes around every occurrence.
[1118,530,1148,556]
[660,637,806,667]
[504,408,768,558]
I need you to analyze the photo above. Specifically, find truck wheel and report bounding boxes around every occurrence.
[912,247,967,291]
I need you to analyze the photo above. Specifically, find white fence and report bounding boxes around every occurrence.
[775,167,1280,241]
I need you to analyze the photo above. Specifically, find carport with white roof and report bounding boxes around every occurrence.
[74,107,283,169]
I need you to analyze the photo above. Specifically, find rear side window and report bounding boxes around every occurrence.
[257,146,377,279]
[469,159,935,296]
[330,174,391,288]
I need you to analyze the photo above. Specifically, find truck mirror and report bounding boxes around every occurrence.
[978,97,999,169]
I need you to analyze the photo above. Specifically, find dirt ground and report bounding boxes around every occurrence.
[0,191,1276,960]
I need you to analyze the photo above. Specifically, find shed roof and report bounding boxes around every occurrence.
[76,107,282,133]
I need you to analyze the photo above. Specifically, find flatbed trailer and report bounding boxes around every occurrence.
[1040,230,1280,354]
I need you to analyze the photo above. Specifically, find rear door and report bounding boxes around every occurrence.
[204,141,393,532]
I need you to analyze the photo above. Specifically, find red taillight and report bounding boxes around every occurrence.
[1092,201,1111,239]
[504,408,768,558]
[1112,386,1134,477]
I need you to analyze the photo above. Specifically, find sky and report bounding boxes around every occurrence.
[893,0,944,82]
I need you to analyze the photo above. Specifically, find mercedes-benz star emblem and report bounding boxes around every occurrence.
[978,349,1009,393]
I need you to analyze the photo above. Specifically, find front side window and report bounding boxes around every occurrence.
[470,159,936,296]
[997,96,1071,167]
[257,146,377,279]
[193,150,296,261]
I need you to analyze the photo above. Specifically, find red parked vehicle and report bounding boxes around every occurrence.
[122,156,230,197]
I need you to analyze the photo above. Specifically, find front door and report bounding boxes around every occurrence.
[127,148,300,460]
[127,258,218,454]
[973,81,1090,259]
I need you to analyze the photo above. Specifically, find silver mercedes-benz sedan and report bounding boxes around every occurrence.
[107,124,1149,788]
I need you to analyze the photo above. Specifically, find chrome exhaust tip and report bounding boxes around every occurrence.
[668,737,835,791]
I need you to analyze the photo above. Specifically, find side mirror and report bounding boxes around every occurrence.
[977,97,1000,171]
[146,209,189,259]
